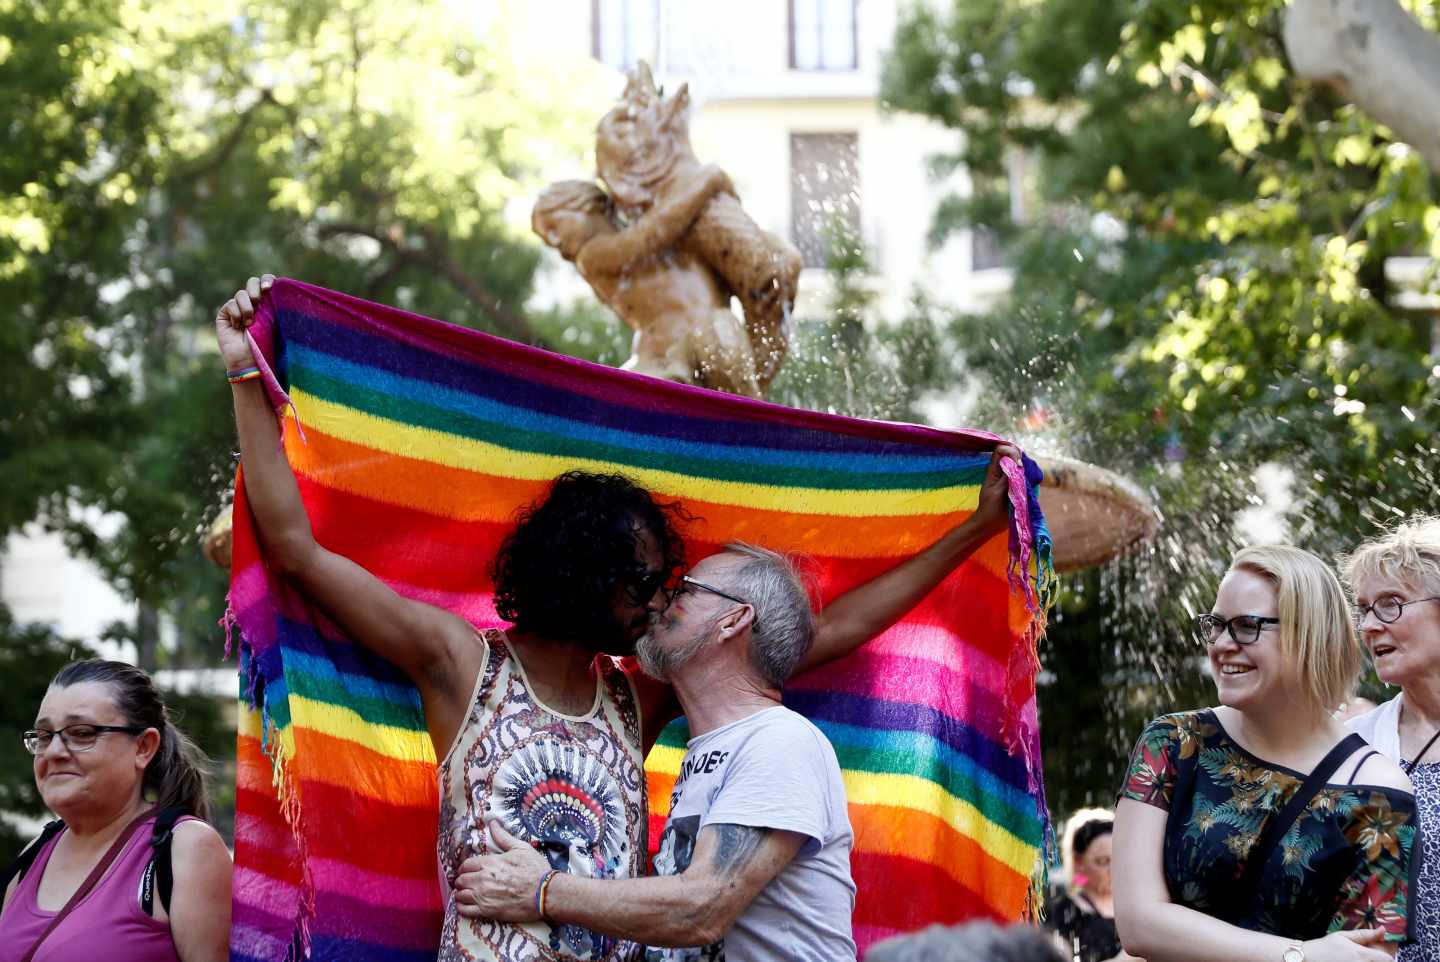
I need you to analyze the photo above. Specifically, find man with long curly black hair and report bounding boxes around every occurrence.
[217,274,1019,962]
[490,470,692,659]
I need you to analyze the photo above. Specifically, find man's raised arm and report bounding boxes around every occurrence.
[216,275,480,752]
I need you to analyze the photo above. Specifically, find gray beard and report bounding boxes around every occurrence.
[636,628,711,681]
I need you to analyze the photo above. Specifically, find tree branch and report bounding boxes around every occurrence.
[364,256,410,298]
[1284,0,1440,173]
[318,222,549,347]
[172,89,290,184]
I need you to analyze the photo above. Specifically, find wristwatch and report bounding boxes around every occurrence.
[1281,945,1305,962]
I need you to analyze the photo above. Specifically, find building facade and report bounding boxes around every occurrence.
[531,0,1006,320]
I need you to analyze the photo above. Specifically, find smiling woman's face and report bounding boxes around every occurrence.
[1207,568,1300,712]
[32,681,156,818]
[1354,572,1440,689]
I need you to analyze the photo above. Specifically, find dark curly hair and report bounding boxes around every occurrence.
[492,471,691,648]
[1070,816,1113,860]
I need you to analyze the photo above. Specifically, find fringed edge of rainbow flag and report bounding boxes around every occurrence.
[999,452,1058,922]
[223,321,324,959]
[223,583,317,960]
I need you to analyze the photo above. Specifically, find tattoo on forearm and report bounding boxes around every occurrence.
[708,824,770,876]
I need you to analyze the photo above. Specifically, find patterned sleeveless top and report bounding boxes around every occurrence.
[1398,762,1437,962]
[437,630,648,962]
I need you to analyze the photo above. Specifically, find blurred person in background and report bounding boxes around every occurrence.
[867,920,1066,962]
[1344,516,1440,962]
[0,660,231,962]
[1046,808,1141,962]
[1114,545,1418,962]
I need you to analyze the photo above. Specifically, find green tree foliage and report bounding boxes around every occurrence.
[0,0,608,671]
[883,0,1440,809]
[1,0,612,836]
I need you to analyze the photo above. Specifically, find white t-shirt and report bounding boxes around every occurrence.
[645,706,857,962]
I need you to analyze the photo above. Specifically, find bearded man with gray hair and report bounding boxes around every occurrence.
[454,541,855,961]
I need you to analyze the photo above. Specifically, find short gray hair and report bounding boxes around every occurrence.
[866,922,1065,962]
[1344,514,1440,600]
[721,542,815,687]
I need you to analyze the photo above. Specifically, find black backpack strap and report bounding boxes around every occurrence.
[1234,734,1367,912]
[0,820,64,899]
[140,807,186,916]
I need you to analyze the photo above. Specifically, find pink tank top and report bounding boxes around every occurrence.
[0,814,192,962]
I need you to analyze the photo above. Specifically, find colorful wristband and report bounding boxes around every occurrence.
[535,869,559,923]
[227,366,262,384]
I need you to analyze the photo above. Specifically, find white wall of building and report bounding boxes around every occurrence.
[1,522,135,658]
[519,0,1001,321]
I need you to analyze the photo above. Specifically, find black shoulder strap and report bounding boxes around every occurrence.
[0,820,64,899]
[1347,749,1381,785]
[1235,734,1366,911]
[139,807,186,916]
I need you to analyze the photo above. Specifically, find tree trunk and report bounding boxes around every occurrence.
[1284,0,1440,173]
[136,603,159,672]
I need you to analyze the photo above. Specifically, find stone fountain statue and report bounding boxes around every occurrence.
[533,63,800,398]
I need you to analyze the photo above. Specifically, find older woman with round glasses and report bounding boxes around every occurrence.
[1344,516,1440,962]
[0,660,231,962]
[1113,545,1419,962]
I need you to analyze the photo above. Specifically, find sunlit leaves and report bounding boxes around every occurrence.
[2,0,604,671]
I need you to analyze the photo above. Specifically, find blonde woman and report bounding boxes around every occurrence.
[1345,517,1440,962]
[1114,546,1418,962]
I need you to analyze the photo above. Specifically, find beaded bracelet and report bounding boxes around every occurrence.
[227,366,262,384]
[534,869,560,924]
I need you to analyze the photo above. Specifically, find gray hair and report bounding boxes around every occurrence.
[1344,514,1440,599]
[866,922,1066,962]
[721,542,816,687]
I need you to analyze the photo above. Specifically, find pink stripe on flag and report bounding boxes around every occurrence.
[308,857,442,911]
[234,866,306,920]
[831,622,1008,691]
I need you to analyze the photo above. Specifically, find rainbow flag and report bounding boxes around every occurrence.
[226,278,1053,961]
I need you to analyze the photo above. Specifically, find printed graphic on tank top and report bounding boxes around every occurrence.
[436,632,648,962]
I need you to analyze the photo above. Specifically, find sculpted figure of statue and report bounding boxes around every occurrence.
[534,168,764,397]
[533,62,801,396]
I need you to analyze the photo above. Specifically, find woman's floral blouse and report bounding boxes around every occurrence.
[1120,710,1418,943]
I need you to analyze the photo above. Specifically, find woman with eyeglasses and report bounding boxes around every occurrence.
[1343,517,1440,962]
[0,660,230,962]
[1112,545,1418,962]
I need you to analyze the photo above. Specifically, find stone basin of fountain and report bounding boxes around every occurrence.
[1031,454,1159,572]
